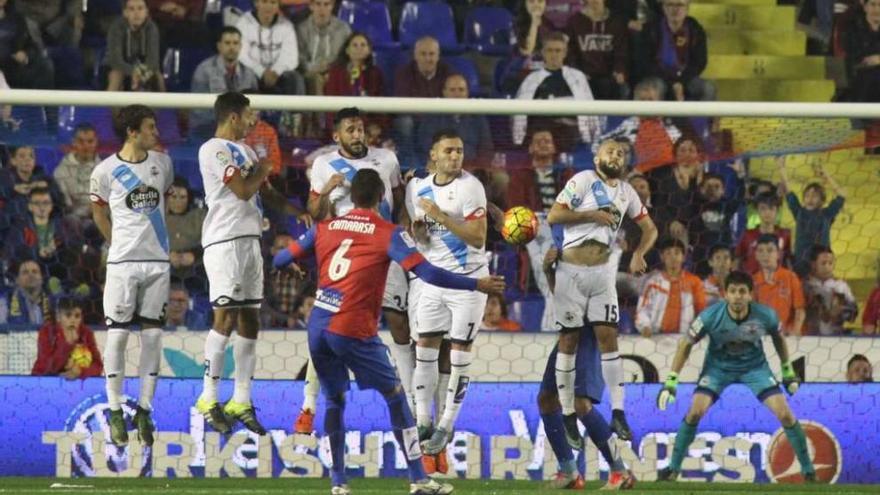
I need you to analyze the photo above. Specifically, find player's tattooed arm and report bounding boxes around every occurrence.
[547,202,615,226]
[261,182,313,227]
[91,202,112,244]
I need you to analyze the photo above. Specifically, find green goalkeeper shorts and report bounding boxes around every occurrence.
[695,362,782,402]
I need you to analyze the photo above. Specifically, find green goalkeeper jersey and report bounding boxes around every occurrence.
[687,301,781,373]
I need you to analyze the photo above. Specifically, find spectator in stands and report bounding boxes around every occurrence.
[31,297,102,378]
[804,245,858,335]
[416,74,493,168]
[843,0,880,103]
[236,0,304,96]
[515,0,555,58]
[0,259,52,326]
[166,177,206,287]
[565,0,630,100]
[0,0,55,90]
[5,187,80,282]
[506,129,571,330]
[743,179,779,229]
[637,0,715,101]
[0,145,63,217]
[146,0,209,50]
[776,156,846,275]
[703,244,731,305]
[165,283,208,330]
[480,293,522,332]
[735,192,792,275]
[392,36,453,165]
[324,32,385,135]
[645,135,701,243]
[14,0,84,47]
[292,284,316,329]
[103,0,165,92]
[512,31,601,152]
[244,109,283,175]
[190,26,260,135]
[635,237,706,336]
[690,163,745,276]
[846,354,874,383]
[595,77,682,171]
[265,233,305,327]
[862,260,880,335]
[753,234,806,335]
[54,123,101,222]
[297,0,351,97]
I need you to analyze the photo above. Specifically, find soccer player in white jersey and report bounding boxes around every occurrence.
[406,129,489,455]
[305,107,414,427]
[547,139,658,446]
[89,105,173,447]
[196,92,310,435]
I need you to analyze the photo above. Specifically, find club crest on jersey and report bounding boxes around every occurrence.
[150,165,159,177]
[216,151,230,167]
[125,184,161,213]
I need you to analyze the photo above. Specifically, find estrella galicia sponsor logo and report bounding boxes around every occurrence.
[125,185,161,213]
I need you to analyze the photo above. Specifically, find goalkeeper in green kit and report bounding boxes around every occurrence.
[655,271,816,482]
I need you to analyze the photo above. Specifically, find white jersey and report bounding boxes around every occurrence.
[310,147,401,221]
[199,137,263,247]
[405,171,488,274]
[555,170,647,250]
[89,151,174,263]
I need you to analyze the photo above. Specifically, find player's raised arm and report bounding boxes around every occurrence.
[272,226,317,269]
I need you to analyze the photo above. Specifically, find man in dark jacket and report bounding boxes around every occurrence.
[637,0,715,101]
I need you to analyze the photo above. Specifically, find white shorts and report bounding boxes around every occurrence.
[103,261,170,327]
[553,261,618,330]
[382,260,409,312]
[204,237,264,308]
[416,266,488,343]
[407,276,424,334]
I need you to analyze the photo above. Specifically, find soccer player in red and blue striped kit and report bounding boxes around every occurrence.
[274,169,504,495]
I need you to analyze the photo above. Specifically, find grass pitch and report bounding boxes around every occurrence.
[0,478,877,495]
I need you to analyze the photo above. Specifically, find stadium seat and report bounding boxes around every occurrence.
[156,109,183,145]
[168,148,204,194]
[34,146,64,176]
[444,56,482,97]
[47,46,87,89]
[163,47,214,93]
[337,1,398,49]
[399,1,462,53]
[9,106,50,140]
[57,106,118,147]
[221,0,252,11]
[372,47,405,95]
[463,6,514,56]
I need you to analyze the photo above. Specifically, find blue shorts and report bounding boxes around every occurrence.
[696,361,781,402]
[308,327,400,398]
[540,325,605,403]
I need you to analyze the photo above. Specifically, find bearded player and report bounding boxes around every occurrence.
[195,91,310,434]
[273,169,505,495]
[656,271,816,482]
[547,139,657,446]
[298,107,413,432]
[90,104,173,447]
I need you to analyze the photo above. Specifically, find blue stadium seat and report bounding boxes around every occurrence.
[463,6,514,56]
[221,0,252,11]
[337,1,398,49]
[399,1,462,52]
[444,56,481,97]
[10,106,49,140]
[57,106,118,146]
[156,109,183,145]
[47,46,87,89]
[372,47,404,95]
[34,146,64,176]
[164,47,214,92]
[168,148,204,194]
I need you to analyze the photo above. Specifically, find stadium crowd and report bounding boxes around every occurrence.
[0,0,876,346]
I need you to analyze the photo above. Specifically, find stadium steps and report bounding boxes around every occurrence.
[707,30,806,56]
[689,4,796,30]
[704,55,826,79]
[713,80,836,101]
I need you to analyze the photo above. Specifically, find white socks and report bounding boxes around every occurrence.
[413,346,439,428]
[232,335,257,405]
[555,352,576,415]
[302,358,319,412]
[201,329,229,404]
[435,372,450,419]
[390,341,415,406]
[438,349,471,432]
[137,328,162,411]
[601,351,625,411]
[104,328,130,411]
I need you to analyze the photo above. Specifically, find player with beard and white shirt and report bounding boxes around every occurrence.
[406,130,489,456]
[195,92,310,435]
[90,105,173,448]
[547,140,658,447]
[300,107,412,430]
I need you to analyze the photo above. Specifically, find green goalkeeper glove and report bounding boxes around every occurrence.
[657,372,679,411]
[781,362,799,395]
